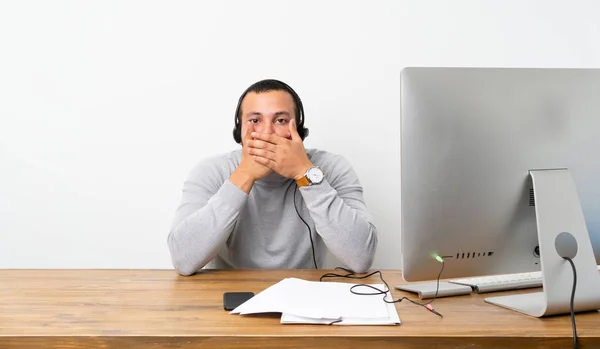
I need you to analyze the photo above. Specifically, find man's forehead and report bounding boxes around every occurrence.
[240,90,295,115]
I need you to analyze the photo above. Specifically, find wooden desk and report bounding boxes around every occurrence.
[0,269,598,348]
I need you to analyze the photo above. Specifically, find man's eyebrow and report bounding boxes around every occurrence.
[244,111,291,118]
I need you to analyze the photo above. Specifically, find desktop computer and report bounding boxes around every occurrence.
[399,67,600,317]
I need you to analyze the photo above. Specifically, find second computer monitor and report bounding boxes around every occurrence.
[400,67,600,283]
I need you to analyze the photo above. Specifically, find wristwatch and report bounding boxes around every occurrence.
[296,166,324,187]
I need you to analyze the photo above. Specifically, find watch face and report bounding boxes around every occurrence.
[307,167,324,184]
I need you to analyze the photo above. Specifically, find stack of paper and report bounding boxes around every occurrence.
[230,277,400,325]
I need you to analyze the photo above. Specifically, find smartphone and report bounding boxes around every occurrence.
[223,291,255,310]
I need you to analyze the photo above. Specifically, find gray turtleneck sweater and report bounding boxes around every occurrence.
[167,148,378,275]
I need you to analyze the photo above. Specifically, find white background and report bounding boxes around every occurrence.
[1,0,599,269]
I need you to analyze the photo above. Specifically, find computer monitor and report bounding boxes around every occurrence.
[399,67,600,317]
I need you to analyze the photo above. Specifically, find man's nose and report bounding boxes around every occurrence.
[259,121,275,134]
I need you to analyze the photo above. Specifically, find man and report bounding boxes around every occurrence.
[167,79,378,275]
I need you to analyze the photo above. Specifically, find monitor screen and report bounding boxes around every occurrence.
[400,67,600,283]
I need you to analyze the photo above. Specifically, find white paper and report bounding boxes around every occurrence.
[230,277,401,325]
[281,294,400,325]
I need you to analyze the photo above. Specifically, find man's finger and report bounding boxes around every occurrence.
[243,123,255,144]
[253,155,277,169]
[247,139,277,152]
[248,147,276,161]
[251,132,286,145]
[289,118,301,141]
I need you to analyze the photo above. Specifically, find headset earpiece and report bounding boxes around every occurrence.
[233,118,242,143]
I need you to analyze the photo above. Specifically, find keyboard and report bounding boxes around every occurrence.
[448,265,600,294]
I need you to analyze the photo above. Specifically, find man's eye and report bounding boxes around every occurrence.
[276,118,288,124]
[249,119,259,124]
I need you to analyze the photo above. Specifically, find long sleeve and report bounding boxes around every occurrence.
[299,153,378,273]
[167,160,247,276]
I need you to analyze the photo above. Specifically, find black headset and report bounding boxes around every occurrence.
[232,79,309,143]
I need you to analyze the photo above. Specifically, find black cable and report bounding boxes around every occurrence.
[291,182,318,269]
[564,257,578,349]
[319,262,446,318]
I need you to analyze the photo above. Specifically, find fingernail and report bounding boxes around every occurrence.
[251,132,257,137]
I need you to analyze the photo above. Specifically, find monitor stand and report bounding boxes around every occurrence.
[485,169,600,317]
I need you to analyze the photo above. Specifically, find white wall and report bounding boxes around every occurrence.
[1,0,599,269]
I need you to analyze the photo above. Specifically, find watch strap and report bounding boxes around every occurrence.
[295,176,310,187]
